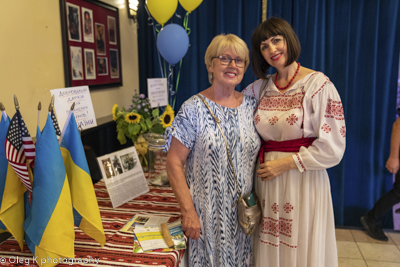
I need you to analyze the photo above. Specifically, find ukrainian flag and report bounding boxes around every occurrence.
[23,114,75,266]
[60,111,105,246]
[0,112,26,250]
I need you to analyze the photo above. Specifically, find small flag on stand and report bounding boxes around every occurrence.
[23,113,75,267]
[0,110,26,250]
[5,110,34,192]
[60,110,106,246]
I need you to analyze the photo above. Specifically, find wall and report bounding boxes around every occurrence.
[0,0,139,135]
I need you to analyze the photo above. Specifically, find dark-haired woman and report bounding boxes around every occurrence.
[243,17,346,267]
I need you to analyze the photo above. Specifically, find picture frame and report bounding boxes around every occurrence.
[60,0,122,90]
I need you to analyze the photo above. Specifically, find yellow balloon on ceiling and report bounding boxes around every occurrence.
[146,0,178,26]
[178,0,203,13]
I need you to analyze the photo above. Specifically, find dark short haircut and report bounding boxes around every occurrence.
[251,17,301,79]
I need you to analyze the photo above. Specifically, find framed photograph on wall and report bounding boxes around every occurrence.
[82,7,94,43]
[60,0,122,90]
[84,48,96,80]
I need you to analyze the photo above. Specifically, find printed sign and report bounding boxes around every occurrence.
[147,78,168,108]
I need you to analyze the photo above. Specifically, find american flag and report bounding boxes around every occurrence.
[50,109,61,140]
[5,110,35,192]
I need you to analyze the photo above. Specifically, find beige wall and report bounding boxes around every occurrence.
[0,0,139,135]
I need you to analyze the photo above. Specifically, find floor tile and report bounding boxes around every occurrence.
[387,232,400,247]
[337,241,363,259]
[366,261,400,267]
[351,229,394,245]
[338,258,367,267]
[336,229,355,242]
[357,243,400,262]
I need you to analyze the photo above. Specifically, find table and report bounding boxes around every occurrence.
[0,181,185,267]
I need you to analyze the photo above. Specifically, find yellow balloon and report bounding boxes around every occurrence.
[146,0,178,26]
[178,0,203,13]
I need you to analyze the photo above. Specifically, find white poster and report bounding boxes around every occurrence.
[50,86,97,131]
[97,146,149,208]
[147,78,168,108]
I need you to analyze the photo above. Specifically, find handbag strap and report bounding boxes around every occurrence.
[197,94,243,207]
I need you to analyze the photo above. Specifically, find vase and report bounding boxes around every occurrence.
[134,135,149,172]
[143,133,167,181]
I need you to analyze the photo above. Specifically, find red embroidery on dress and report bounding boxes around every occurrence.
[283,203,294,213]
[271,203,279,214]
[269,116,278,125]
[258,92,305,111]
[286,114,298,125]
[340,126,346,137]
[321,123,332,133]
[261,216,293,238]
[311,80,328,98]
[260,239,298,249]
[325,99,344,120]
[295,153,307,171]
[262,199,265,208]
[255,114,260,125]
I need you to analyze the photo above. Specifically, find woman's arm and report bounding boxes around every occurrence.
[386,117,400,173]
[166,137,201,240]
[257,156,297,181]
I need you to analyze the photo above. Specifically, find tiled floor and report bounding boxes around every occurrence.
[336,228,400,267]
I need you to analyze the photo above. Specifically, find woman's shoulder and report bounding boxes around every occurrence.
[242,75,272,98]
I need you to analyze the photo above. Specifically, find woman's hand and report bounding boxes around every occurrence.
[257,156,297,181]
[386,156,400,174]
[181,210,201,240]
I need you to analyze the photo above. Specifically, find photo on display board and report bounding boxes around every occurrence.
[120,152,137,171]
[112,155,124,175]
[110,49,119,78]
[108,16,117,45]
[97,57,108,76]
[101,158,115,179]
[95,23,106,55]
[84,48,96,80]
[81,7,94,43]
[70,46,83,80]
[66,2,81,42]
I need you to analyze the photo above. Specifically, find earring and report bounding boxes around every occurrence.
[209,74,213,80]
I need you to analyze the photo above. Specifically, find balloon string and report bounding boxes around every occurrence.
[168,64,174,105]
[183,12,191,35]
[145,4,164,78]
[172,59,183,110]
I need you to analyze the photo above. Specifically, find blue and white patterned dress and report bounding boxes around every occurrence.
[166,94,261,267]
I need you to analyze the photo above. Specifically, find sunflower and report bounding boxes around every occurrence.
[112,104,119,121]
[125,112,141,124]
[160,109,174,128]
[165,104,173,113]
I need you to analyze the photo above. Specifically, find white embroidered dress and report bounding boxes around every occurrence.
[243,72,345,267]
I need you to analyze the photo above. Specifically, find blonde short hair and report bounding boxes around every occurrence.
[204,34,250,84]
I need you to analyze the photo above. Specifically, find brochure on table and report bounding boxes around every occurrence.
[50,86,97,131]
[121,214,186,253]
[97,146,149,208]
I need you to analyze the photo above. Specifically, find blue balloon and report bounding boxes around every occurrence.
[157,24,189,65]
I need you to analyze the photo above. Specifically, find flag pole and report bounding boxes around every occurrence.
[37,102,41,128]
[0,102,5,122]
[13,95,19,110]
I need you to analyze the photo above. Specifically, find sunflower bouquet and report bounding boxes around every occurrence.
[112,94,174,167]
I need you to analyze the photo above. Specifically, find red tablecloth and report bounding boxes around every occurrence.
[0,180,184,267]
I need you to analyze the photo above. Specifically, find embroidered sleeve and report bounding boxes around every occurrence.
[292,76,346,171]
[242,79,263,102]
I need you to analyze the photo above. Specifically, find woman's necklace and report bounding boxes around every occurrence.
[274,62,301,90]
[215,93,239,116]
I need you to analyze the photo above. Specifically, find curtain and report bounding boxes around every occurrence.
[137,0,262,108]
[137,0,400,227]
